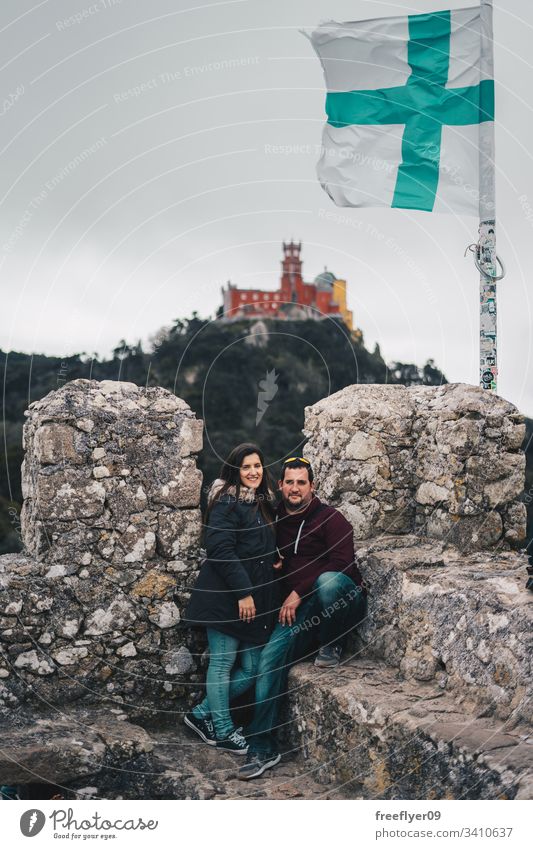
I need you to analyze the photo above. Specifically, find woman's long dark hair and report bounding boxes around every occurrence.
[208,442,275,524]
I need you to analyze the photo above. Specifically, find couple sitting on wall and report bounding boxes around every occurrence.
[182,442,367,781]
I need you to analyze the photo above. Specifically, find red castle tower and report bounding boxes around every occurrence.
[220,241,353,329]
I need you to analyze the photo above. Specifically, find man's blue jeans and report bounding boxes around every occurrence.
[192,628,262,739]
[246,571,366,754]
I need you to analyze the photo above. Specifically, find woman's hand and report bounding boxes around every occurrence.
[273,560,283,570]
[238,594,256,622]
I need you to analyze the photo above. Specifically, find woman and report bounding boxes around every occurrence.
[182,443,278,754]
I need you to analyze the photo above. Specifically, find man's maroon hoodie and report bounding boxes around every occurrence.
[275,495,366,599]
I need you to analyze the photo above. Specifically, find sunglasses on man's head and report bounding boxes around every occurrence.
[283,457,310,465]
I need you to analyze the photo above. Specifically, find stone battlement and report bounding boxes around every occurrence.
[0,380,531,799]
[305,383,526,550]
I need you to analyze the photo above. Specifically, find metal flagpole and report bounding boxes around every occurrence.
[475,0,505,393]
[478,220,503,392]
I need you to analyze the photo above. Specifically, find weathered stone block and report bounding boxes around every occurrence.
[52,647,89,666]
[148,601,181,629]
[177,418,204,456]
[305,383,526,552]
[36,472,106,521]
[131,569,175,599]
[84,599,137,636]
[416,481,450,505]
[34,423,84,465]
[120,524,157,563]
[164,646,195,675]
[14,650,55,676]
[157,509,202,558]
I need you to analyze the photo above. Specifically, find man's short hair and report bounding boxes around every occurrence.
[281,456,314,483]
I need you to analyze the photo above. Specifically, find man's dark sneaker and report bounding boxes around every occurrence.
[216,728,249,755]
[183,712,216,746]
[238,750,281,780]
[314,644,342,668]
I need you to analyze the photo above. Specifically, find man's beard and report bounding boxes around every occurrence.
[284,493,312,513]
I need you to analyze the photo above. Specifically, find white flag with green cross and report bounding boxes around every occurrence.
[306,4,495,216]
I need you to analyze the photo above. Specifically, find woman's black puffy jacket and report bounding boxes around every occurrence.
[182,493,280,644]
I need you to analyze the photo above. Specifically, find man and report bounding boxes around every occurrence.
[239,456,367,780]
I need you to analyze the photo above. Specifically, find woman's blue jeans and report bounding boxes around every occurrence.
[192,628,262,740]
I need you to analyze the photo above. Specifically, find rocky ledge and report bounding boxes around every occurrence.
[0,707,330,800]
[2,660,531,800]
[284,659,532,800]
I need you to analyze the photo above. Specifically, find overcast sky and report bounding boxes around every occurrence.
[1,0,532,414]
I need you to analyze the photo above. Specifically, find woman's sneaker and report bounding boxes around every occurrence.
[238,750,281,780]
[216,728,249,755]
[0,785,21,799]
[183,712,216,746]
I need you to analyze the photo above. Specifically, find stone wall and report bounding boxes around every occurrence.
[352,536,532,724]
[304,383,531,724]
[0,380,206,715]
[1,381,530,725]
[304,383,526,550]
[0,379,531,799]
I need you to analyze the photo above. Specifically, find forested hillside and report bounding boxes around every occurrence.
[0,314,453,554]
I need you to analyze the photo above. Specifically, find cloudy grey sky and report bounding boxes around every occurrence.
[1,0,532,413]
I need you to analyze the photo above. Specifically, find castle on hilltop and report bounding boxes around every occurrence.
[219,241,354,331]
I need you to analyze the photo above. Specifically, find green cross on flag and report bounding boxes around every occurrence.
[306,4,495,216]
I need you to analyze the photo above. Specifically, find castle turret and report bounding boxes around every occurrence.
[314,268,336,291]
[281,241,303,303]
